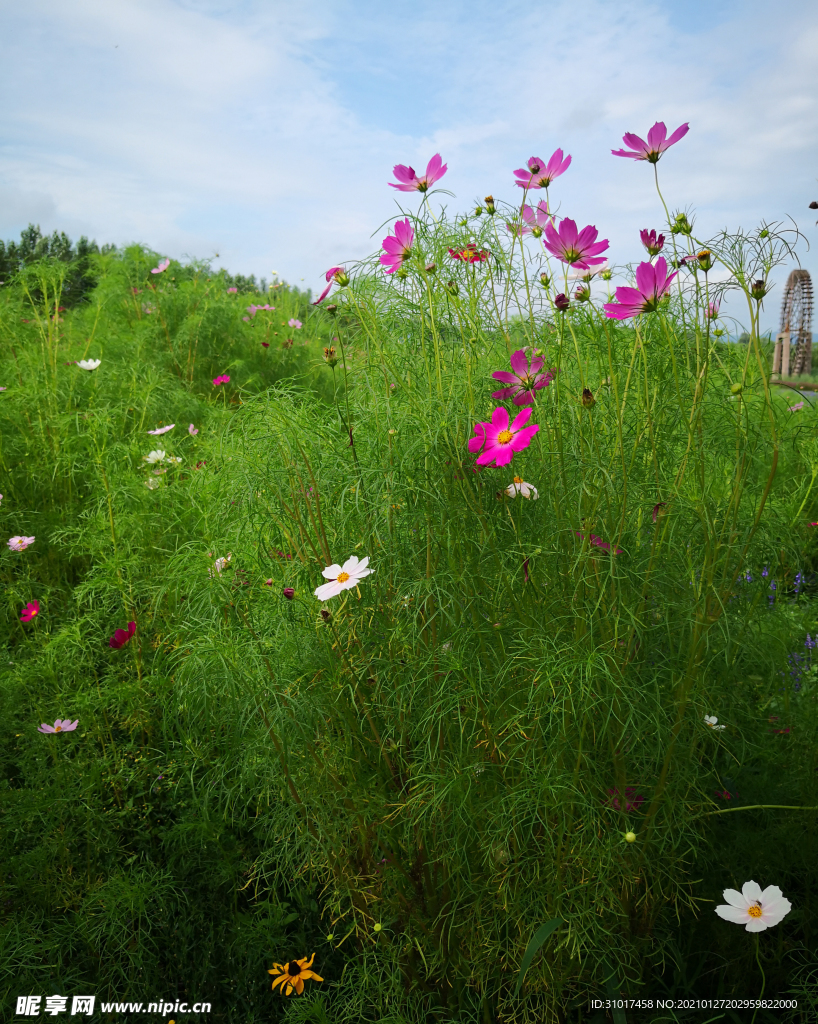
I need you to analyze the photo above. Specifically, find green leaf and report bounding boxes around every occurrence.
[514,918,563,997]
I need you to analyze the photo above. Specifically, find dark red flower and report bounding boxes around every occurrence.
[448,244,489,264]
[283,587,295,600]
[109,621,136,649]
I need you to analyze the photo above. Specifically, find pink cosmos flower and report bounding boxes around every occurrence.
[576,532,622,554]
[522,201,553,236]
[148,424,175,435]
[789,401,805,412]
[380,219,415,275]
[38,718,79,734]
[706,301,720,320]
[612,121,690,163]
[109,620,136,649]
[212,375,230,386]
[388,153,447,193]
[468,406,539,468]
[20,600,40,622]
[513,150,572,190]
[8,536,35,552]
[189,424,198,435]
[505,220,531,238]
[288,318,302,329]
[227,287,238,293]
[448,244,489,263]
[715,881,792,932]
[603,257,677,320]
[313,266,349,305]
[542,218,609,269]
[640,229,665,257]
[607,787,644,812]
[491,349,556,406]
[151,258,170,274]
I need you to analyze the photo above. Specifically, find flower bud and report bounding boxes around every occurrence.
[696,250,713,271]
[474,205,484,216]
[810,201,818,210]
[730,382,743,395]
[484,195,496,215]
[320,608,332,623]
[325,304,338,316]
[575,285,591,303]
[670,212,692,236]
[373,923,383,933]
[539,272,551,289]
[751,279,768,300]
[554,293,570,312]
[333,269,350,287]
[531,225,543,238]
[445,280,459,297]
[396,267,409,280]
[323,346,338,367]
[759,227,770,237]
[283,587,295,600]
[601,268,612,280]
[581,387,596,408]
[425,262,437,274]
[714,328,725,337]
[625,831,637,843]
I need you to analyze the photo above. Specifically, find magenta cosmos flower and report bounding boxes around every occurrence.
[20,600,40,623]
[380,219,414,275]
[542,218,609,270]
[212,374,230,386]
[492,349,556,406]
[109,620,136,649]
[388,153,447,193]
[8,536,35,552]
[513,149,571,190]
[576,532,622,555]
[38,718,79,734]
[522,201,553,236]
[313,266,349,305]
[640,229,665,257]
[604,257,677,320]
[468,406,539,468]
[612,121,689,163]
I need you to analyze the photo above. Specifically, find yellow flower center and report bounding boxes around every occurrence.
[337,572,350,583]
[747,904,763,918]
[55,726,62,732]
[513,476,524,483]
[497,429,514,444]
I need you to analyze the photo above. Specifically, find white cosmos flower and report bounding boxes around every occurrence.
[715,880,792,932]
[76,359,101,371]
[704,715,726,730]
[143,450,166,463]
[506,476,539,499]
[148,424,175,435]
[209,553,232,576]
[314,555,373,600]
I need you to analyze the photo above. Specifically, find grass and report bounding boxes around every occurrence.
[1,200,818,1024]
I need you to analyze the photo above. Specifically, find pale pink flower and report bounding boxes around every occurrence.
[227,287,238,293]
[492,349,556,406]
[788,401,805,412]
[612,121,689,163]
[513,150,571,190]
[522,201,553,236]
[314,555,374,600]
[468,406,539,468]
[8,536,35,552]
[603,257,677,319]
[505,477,538,499]
[288,318,302,329]
[148,424,175,435]
[542,218,609,269]
[38,718,79,734]
[151,258,170,274]
[388,154,447,193]
[189,424,198,435]
[715,881,792,932]
[380,219,415,275]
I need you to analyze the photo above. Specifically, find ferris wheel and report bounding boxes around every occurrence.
[773,269,814,377]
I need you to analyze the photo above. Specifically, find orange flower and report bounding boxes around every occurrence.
[268,953,323,996]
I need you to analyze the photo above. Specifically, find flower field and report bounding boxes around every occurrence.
[2,126,818,1023]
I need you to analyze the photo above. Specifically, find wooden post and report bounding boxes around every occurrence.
[774,331,791,378]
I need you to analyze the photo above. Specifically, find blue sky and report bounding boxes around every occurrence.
[1,0,817,332]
